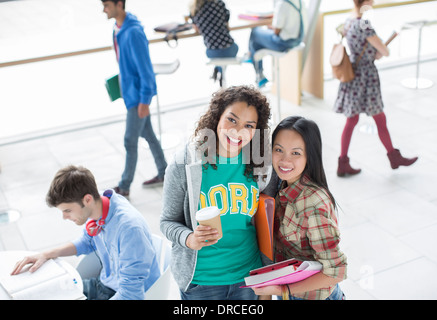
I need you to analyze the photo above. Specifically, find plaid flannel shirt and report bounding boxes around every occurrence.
[274,177,347,300]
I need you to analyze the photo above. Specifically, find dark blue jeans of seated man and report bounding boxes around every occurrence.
[83,277,116,300]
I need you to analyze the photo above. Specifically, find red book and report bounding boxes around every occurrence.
[242,258,323,288]
[238,13,273,21]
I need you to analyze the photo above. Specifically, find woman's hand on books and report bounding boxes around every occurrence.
[252,285,282,296]
[186,225,219,250]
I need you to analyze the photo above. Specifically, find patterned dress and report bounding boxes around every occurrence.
[334,18,384,118]
[191,0,234,50]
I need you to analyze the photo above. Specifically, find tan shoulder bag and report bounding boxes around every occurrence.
[330,24,367,83]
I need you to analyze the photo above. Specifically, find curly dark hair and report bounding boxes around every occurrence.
[194,85,271,181]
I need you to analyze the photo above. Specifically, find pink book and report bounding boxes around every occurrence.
[241,258,322,288]
[238,14,273,21]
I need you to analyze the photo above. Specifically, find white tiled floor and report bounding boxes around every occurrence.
[1,59,437,300]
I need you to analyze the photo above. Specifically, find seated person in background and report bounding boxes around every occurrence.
[11,165,160,300]
[248,0,305,87]
[189,0,238,86]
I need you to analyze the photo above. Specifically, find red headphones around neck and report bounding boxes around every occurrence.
[86,195,110,237]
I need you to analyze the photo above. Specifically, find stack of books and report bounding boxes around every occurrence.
[238,11,273,21]
[249,194,322,288]
[242,258,322,288]
[0,259,85,300]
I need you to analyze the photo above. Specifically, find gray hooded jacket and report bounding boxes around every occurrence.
[160,142,275,292]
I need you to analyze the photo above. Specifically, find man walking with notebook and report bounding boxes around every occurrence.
[102,0,167,196]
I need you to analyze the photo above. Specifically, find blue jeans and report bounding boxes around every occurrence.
[283,284,345,300]
[119,106,167,191]
[249,27,302,74]
[206,42,239,59]
[180,282,258,300]
[206,42,239,73]
[83,277,116,300]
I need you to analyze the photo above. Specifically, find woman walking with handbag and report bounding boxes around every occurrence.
[334,0,418,176]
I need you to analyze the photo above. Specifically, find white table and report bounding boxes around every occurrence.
[400,19,437,89]
[0,251,84,300]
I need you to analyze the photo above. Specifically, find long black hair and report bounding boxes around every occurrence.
[272,116,337,209]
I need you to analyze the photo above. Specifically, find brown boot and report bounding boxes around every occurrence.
[337,156,361,177]
[387,149,418,169]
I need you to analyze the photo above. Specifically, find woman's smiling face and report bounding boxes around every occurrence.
[272,129,307,185]
[216,101,258,158]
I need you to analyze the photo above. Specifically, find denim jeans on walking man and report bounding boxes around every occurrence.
[118,106,167,191]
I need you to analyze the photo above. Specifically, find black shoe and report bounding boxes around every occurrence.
[113,186,129,197]
[142,176,164,188]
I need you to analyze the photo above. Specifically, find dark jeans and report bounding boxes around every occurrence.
[119,108,167,191]
[249,26,302,74]
[180,281,258,300]
[279,284,345,300]
[83,277,116,300]
[206,42,239,74]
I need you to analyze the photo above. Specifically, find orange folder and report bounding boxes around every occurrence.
[255,194,275,261]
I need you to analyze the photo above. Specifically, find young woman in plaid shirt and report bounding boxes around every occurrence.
[254,116,347,300]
